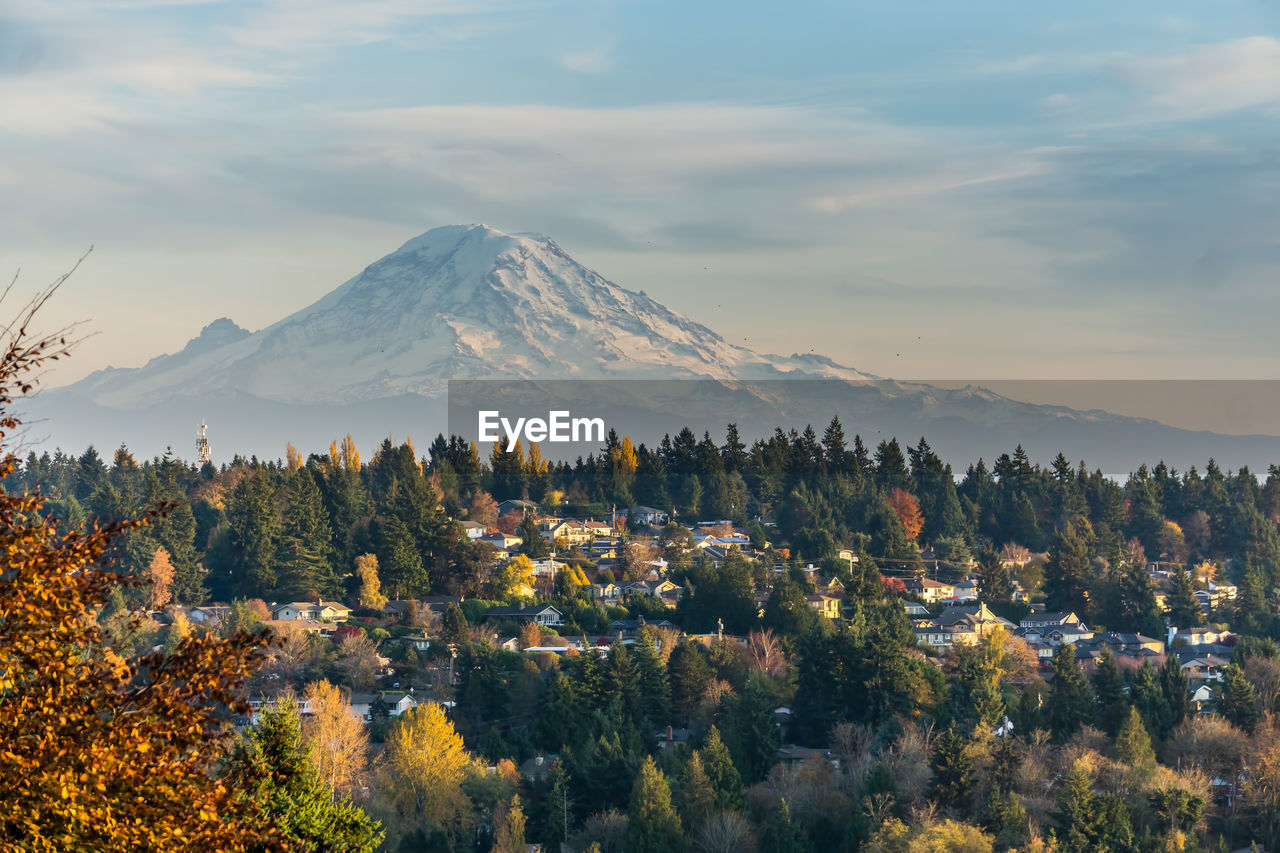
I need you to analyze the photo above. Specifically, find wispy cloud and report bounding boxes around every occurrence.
[1108,37,1280,120]
[560,46,612,73]
[225,0,522,54]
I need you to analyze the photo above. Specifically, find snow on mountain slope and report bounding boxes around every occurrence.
[69,225,874,406]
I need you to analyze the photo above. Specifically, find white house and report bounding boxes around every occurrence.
[272,601,352,623]
[348,691,418,721]
[628,506,669,526]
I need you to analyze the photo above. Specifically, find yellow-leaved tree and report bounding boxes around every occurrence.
[302,680,369,799]
[380,703,474,838]
[0,271,273,849]
[355,553,387,611]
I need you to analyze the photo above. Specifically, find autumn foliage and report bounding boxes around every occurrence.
[886,487,924,541]
[0,279,274,849]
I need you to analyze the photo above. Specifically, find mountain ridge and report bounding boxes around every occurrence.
[67,224,873,407]
[32,224,1280,471]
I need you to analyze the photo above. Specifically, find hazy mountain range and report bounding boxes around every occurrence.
[29,225,1280,473]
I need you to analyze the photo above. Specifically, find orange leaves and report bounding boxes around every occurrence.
[887,487,924,542]
[0,302,278,850]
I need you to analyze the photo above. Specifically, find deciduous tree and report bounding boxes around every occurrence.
[0,281,271,848]
[302,680,369,799]
[381,703,474,835]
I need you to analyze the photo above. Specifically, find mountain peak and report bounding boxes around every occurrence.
[62,225,872,406]
[394,223,541,259]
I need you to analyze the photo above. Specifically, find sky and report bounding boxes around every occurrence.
[4,0,1280,387]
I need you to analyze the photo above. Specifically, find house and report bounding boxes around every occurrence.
[902,600,931,617]
[348,691,417,721]
[1180,655,1231,684]
[1019,612,1085,630]
[459,520,487,540]
[904,578,955,604]
[272,600,352,623]
[936,602,1012,634]
[484,604,564,627]
[519,753,554,782]
[540,520,592,547]
[610,618,676,638]
[777,745,833,766]
[247,694,317,725]
[621,579,680,599]
[496,499,539,517]
[269,618,334,637]
[529,557,566,578]
[815,576,847,598]
[913,622,967,652]
[186,605,230,626]
[1174,627,1232,646]
[949,579,979,603]
[591,582,622,603]
[1017,622,1094,648]
[805,594,841,620]
[1074,632,1166,664]
[480,532,522,550]
[582,520,617,537]
[912,602,1013,652]
[836,549,858,563]
[383,634,432,653]
[1191,683,1216,714]
[627,506,669,526]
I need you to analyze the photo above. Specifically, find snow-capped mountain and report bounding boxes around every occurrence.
[35,224,1280,471]
[70,225,872,407]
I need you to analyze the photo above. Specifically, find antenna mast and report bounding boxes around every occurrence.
[196,421,211,466]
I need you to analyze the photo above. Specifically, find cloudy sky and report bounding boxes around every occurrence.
[5,0,1280,386]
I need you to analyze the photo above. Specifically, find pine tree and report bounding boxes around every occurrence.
[1165,566,1203,628]
[699,727,745,812]
[1131,661,1173,739]
[758,798,808,853]
[1091,647,1127,735]
[634,628,671,728]
[1160,653,1191,730]
[441,603,469,645]
[1045,518,1094,616]
[1048,643,1094,741]
[1217,664,1261,733]
[624,756,687,853]
[224,695,382,851]
[976,544,1012,603]
[143,472,204,604]
[542,759,573,850]
[931,727,973,812]
[950,632,1005,734]
[275,466,337,600]
[679,751,716,829]
[377,516,427,600]
[985,789,1030,850]
[1054,763,1099,853]
[1114,706,1156,768]
[668,641,712,725]
[518,513,549,559]
[223,470,280,599]
[1116,544,1162,636]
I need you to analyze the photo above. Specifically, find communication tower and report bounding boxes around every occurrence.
[196,421,212,466]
